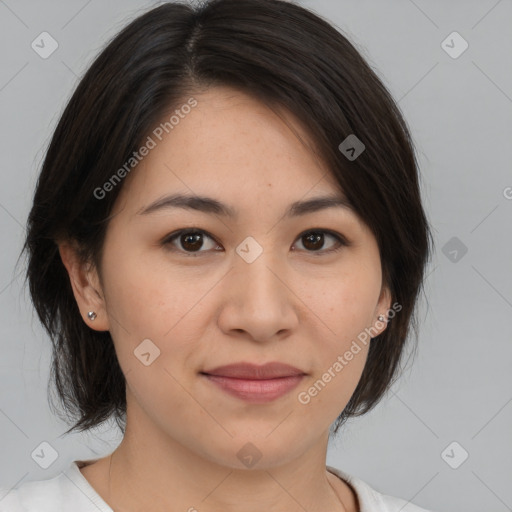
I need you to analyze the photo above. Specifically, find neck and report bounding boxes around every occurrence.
[105,420,348,512]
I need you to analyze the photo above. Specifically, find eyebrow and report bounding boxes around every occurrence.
[137,193,354,219]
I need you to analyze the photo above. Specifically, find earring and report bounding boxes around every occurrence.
[377,315,386,322]
[87,311,97,321]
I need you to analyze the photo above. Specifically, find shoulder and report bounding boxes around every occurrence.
[0,474,64,512]
[376,492,436,512]
[0,461,111,512]
[326,465,438,512]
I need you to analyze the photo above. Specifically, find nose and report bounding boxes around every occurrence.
[216,247,299,342]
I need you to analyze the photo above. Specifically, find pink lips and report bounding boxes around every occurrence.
[201,362,306,403]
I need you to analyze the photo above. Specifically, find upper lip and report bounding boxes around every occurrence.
[201,362,306,379]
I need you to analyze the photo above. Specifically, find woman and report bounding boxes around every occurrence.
[1,0,435,510]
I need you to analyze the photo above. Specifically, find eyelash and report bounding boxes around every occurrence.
[160,228,350,257]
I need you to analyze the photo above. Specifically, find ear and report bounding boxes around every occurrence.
[58,241,110,331]
[372,284,392,337]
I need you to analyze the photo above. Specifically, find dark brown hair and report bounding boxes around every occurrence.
[22,0,433,435]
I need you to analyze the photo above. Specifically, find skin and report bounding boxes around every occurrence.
[59,85,391,512]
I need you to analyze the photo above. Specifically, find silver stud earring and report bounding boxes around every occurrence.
[87,311,97,321]
[378,315,386,322]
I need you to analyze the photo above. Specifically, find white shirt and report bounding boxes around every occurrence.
[0,461,436,512]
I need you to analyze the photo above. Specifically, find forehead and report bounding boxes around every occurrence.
[114,86,350,217]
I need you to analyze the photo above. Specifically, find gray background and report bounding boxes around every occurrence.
[1,1,511,511]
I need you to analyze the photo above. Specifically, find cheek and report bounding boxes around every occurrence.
[99,251,202,420]
[102,254,163,331]
[296,294,371,418]
[293,261,378,403]
[301,261,381,343]
[100,241,217,372]
[100,230,177,329]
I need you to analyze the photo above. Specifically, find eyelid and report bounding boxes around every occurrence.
[161,228,350,255]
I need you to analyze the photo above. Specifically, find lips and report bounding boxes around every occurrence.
[201,362,306,379]
[200,362,307,403]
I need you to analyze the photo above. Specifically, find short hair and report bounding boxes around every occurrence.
[22,0,434,435]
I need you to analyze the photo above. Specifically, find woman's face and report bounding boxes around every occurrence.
[84,86,390,468]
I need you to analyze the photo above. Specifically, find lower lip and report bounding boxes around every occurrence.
[202,374,305,403]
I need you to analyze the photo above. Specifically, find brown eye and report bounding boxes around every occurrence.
[180,232,204,251]
[302,232,325,251]
[293,230,348,254]
[162,229,219,254]
[162,228,349,257]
